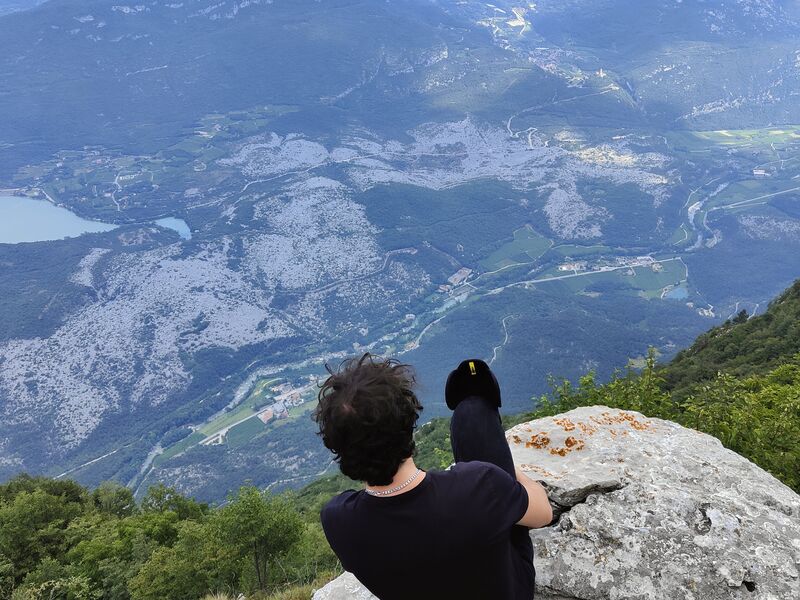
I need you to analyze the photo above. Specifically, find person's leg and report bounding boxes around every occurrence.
[447,359,535,596]
[449,395,516,476]
[447,358,515,476]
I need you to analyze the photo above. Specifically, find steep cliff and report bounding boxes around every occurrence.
[313,406,800,599]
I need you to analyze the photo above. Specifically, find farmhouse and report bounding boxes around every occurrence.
[447,267,472,286]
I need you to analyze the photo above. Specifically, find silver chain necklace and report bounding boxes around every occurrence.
[365,468,422,496]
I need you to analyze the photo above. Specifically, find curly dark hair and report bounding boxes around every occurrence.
[313,353,423,486]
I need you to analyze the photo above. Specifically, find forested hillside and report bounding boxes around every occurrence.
[0,478,339,600]
[661,280,800,397]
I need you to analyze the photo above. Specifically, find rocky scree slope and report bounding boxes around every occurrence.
[313,406,800,600]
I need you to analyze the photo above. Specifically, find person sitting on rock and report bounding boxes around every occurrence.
[314,354,553,600]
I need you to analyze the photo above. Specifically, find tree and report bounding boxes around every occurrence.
[139,484,207,522]
[0,489,86,584]
[733,309,749,324]
[0,557,14,599]
[128,520,238,600]
[66,513,154,600]
[213,487,303,593]
[0,477,87,507]
[11,576,98,600]
[92,484,135,518]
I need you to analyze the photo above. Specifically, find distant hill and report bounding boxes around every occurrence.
[662,279,800,397]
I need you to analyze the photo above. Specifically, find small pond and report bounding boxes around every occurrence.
[154,217,192,240]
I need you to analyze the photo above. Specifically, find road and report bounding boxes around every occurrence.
[489,315,513,365]
[284,248,417,296]
[487,257,683,294]
[506,85,618,137]
[55,447,124,479]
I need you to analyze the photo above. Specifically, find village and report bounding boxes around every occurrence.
[556,255,664,276]
[436,256,665,298]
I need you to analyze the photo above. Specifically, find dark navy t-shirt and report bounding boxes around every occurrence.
[320,461,535,600]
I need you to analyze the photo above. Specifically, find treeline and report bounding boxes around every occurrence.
[0,479,338,600]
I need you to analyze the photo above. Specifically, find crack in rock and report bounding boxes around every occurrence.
[542,479,625,524]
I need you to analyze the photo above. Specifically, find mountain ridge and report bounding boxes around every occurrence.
[663,279,800,396]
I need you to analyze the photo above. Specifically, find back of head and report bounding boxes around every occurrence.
[313,354,423,486]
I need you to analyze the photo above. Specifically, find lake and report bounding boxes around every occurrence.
[0,195,192,243]
[155,217,192,240]
[0,195,116,243]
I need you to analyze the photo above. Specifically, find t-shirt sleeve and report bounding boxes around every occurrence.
[464,462,530,540]
[320,491,357,570]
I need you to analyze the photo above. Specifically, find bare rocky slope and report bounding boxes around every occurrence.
[313,406,800,600]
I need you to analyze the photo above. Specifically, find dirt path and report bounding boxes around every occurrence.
[489,314,513,365]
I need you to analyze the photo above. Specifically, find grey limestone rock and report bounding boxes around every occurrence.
[313,572,378,600]
[313,406,800,599]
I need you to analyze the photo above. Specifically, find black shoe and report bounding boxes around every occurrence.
[445,359,502,410]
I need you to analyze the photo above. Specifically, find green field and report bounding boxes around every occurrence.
[226,417,267,449]
[549,243,612,257]
[631,260,687,298]
[197,378,279,436]
[153,377,281,464]
[690,127,800,146]
[669,126,800,151]
[668,224,691,246]
[153,431,204,466]
[705,179,800,213]
[535,258,687,298]
[479,225,551,271]
[536,264,569,279]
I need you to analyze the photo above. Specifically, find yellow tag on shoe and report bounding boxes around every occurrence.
[469,361,477,375]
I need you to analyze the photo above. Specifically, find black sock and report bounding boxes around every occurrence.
[445,359,502,410]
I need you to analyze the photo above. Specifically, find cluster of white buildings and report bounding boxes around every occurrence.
[438,267,473,294]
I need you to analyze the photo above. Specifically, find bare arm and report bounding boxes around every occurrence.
[515,467,553,528]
